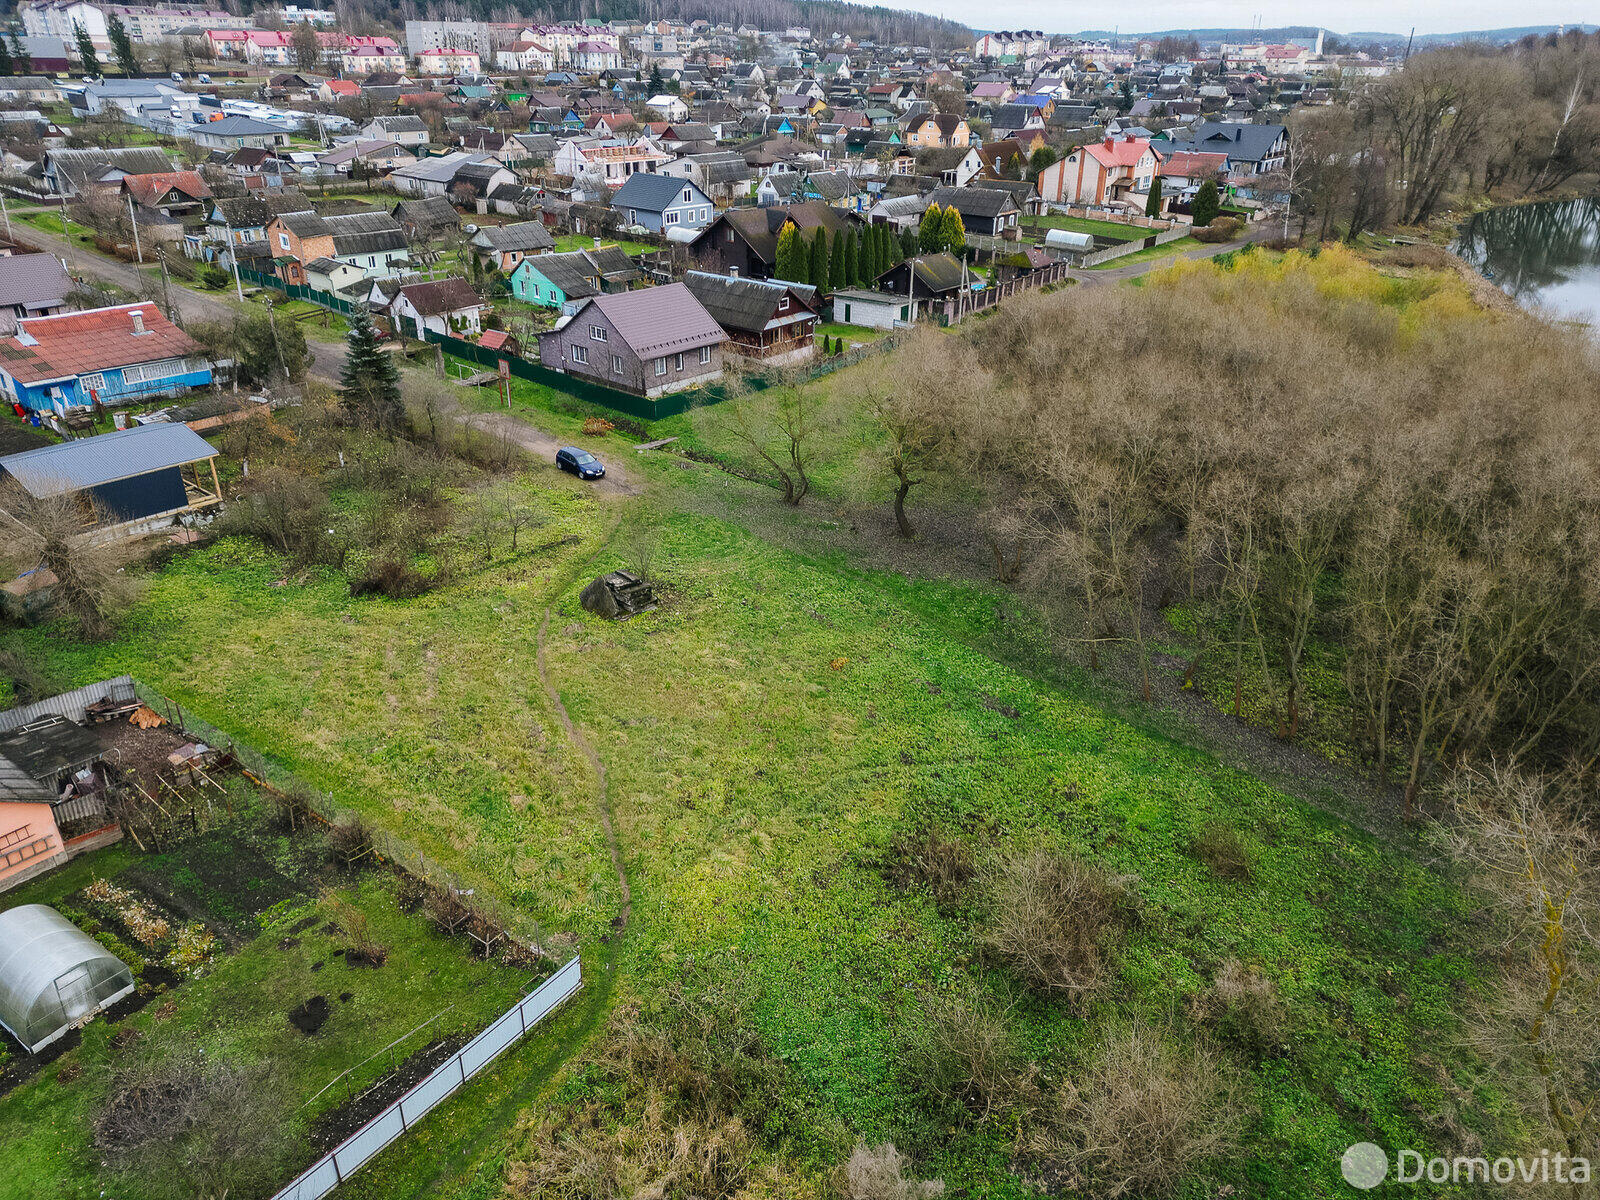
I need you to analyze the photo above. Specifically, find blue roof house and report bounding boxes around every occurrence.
[610,173,714,235]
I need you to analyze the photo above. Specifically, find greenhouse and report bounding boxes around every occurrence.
[0,904,135,1053]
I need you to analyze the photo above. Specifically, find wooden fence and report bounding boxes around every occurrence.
[939,261,1070,325]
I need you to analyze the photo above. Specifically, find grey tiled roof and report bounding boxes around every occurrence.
[0,423,216,498]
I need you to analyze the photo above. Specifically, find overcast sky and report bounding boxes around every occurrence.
[895,0,1593,37]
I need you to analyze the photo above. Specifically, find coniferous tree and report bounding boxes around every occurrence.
[842,226,858,286]
[7,24,24,67]
[939,205,966,257]
[918,204,942,253]
[775,221,804,285]
[106,14,136,75]
[830,228,847,290]
[1191,179,1220,227]
[899,226,919,261]
[74,22,100,77]
[340,314,404,435]
[0,37,15,77]
[809,228,829,292]
[1146,176,1164,217]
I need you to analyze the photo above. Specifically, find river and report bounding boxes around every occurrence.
[1453,196,1600,325]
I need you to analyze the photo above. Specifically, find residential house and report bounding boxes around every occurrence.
[1159,121,1287,175]
[646,94,689,121]
[497,40,555,72]
[682,271,817,364]
[303,256,368,298]
[0,303,212,415]
[552,136,673,188]
[193,190,314,263]
[927,185,1021,239]
[1038,135,1161,206]
[417,48,482,75]
[387,279,486,338]
[1158,150,1230,191]
[342,44,407,74]
[904,112,970,149]
[42,146,172,198]
[875,253,969,303]
[688,201,852,279]
[509,246,638,310]
[363,115,431,148]
[538,283,724,398]
[0,254,70,335]
[391,196,461,240]
[190,116,293,152]
[316,139,414,178]
[969,177,1044,217]
[654,152,753,203]
[266,209,409,285]
[830,287,917,330]
[388,152,516,199]
[610,173,714,235]
[470,220,555,272]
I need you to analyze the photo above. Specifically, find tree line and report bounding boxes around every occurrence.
[1292,32,1600,237]
[870,247,1600,818]
[774,218,908,291]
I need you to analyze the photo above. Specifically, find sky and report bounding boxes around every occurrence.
[892,0,1596,37]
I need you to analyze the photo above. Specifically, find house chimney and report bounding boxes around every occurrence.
[593,236,601,249]
[1103,136,1113,150]
[131,309,145,334]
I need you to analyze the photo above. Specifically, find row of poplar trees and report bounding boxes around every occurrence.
[773,221,905,293]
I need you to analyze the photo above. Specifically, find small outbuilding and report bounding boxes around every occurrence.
[0,904,135,1052]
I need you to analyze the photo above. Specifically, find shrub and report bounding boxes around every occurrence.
[903,990,1020,1119]
[1189,824,1252,880]
[1193,216,1243,244]
[883,825,976,908]
[1190,959,1284,1055]
[327,817,370,868]
[980,848,1133,1003]
[1021,1024,1249,1198]
[843,1142,946,1199]
[349,559,439,599]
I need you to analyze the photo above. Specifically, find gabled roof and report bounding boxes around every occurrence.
[692,200,849,265]
[682,270,817,335]
[880,252,965,294]
[392,195,460,230]
[475,220,555,252]
[561,281,723,358]
[122,170,212,207]
[0,421,215,497]
[611,171,704,213]
[0,253,71,314]
[1080,135,1155,168]
[199,116,287,138]
[212,189,313,228]
[47,146,172,189]
[399,278,483,316]
[0,303,200,386]
[516,249,602,299]
[927,185,1019,219]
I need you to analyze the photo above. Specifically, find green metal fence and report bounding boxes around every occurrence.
[236,265,361,315]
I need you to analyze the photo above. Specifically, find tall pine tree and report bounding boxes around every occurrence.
[841,227,857,287]
[106,14,136,75]
[918,204,942,253]
[0,36,14,77]
[1145,176,1164,217]
[340,314,404,436]
[809,228,829,293]
[829,228,847,290]
[73,22,100,77]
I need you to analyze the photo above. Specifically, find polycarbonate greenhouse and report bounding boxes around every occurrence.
[0,904,135,1053]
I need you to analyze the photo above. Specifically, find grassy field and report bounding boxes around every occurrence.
[551,234,656,257]
[1088,235,1205,269]
[0,805,530,1200]
[816,320,889,345]
[1024,214,1147,241]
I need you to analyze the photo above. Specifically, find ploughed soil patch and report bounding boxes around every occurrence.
[310,1034,468,1150]
[0,1027,80,1097]
[289,995,331,1035]
[125,831,307,944]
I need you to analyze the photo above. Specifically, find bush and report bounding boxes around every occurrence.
[1189,824,1252,880]
[980,848,1133,1003]
[1192,216,1243,244]
[843,1143,946,1199]
[349,559,439,599]
[883,825,976,908]
[1189,959,1284,1055]
[1021,1024,1249,1198]
[903,990,1020,1119]
[217,469,342,570]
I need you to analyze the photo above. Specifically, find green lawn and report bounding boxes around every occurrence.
[1024,214,1146,241]
[0,812,529,1200]
[816,320,888,345]
[1088,235,1205,269]
[551,234,655,257]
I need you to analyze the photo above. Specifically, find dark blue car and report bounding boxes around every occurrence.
[556,446,605,480]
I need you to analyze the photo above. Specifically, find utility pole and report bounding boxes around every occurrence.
[127,193,143,262]
[222,215,245,301]
[0,188,11,241]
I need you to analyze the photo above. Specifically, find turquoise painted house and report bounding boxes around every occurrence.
[510,245,639,311]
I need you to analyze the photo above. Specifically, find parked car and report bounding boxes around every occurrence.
[556,446,605,480]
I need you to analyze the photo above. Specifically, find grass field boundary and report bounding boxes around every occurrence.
[270,955,583,1200]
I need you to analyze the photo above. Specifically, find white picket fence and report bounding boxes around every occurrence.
[270,954,583,1200]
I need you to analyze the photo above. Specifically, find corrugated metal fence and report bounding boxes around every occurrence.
[236,265,362,315]
[270,954,583,1200]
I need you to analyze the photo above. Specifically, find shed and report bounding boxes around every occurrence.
[0,904,135,1052]
[0,422,222,527]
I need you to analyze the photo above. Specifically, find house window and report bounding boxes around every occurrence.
[279,232,290,250]
[121,359,186,385]
[590,324,607,341]
[571,344,588,364]
[665,210,679,225]
[726,228,734,243]
[682,187,692,202]
[675,353,684,371]
[655,357,667,376]
[612,354,624,374]
[699,346,711,365]
[778,296,789,313]
[368,256,376,267]
[81,372,105,395]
